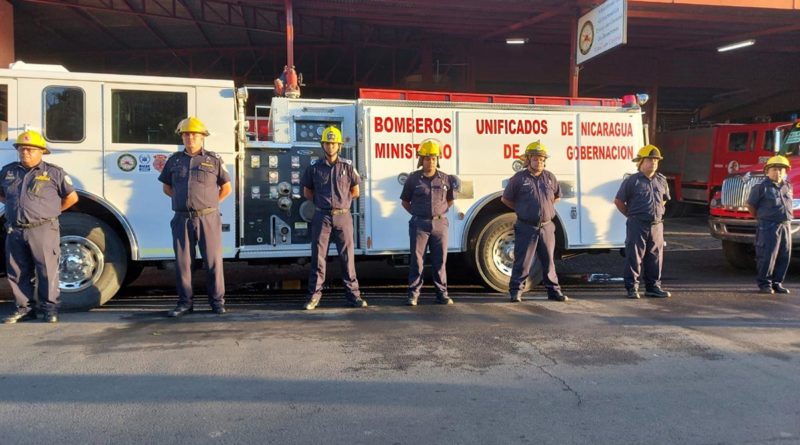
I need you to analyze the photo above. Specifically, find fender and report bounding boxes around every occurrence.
[74,190,141,261]
[459,191,504,250]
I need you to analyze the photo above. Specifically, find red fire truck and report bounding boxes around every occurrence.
[708,121,800,268]
[658,122,786,216]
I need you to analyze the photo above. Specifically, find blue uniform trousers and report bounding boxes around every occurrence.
[509,220,561,297]
[170,211,225,307]
[5,221,61,312]
[624,219,664,291]
[307,211,361,302]
[755,220,791,289]
[408,217,449,298]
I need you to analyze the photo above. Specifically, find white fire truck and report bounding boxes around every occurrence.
[0,62,647,309]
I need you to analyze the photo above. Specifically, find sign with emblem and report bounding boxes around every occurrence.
[153,154,168,172]
[576,0,627,65]
[117,154,137,172]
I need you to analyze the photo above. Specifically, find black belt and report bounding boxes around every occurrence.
[316,207,350,215]
[518,218,550,228]
[12,218,57,229]
[412,215,446,220]
[176,208,216,218]
[651,220,663,226]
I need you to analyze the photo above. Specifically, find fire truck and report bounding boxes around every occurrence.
[657,122,786,216]
[709,121,800,269]
[0,62,647,309]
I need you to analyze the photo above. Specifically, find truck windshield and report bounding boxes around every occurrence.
[779,123,800,157]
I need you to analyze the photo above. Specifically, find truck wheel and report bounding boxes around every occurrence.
[721,240,756,270]
[473,213,539,293]
[58,213,127,310]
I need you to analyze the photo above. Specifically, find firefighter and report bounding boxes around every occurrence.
[614,144,672,299]
[300,126,366,310]
[400,138,459,306]
[746,155,793,294]
[1,130,79,324]
[501,141,568,303]
[158,117,232,317]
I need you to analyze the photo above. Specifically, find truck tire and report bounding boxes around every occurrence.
[473,213,539,293]
[58,213,127,310]
[721,240,756,270]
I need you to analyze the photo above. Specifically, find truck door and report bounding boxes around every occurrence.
[102,83,198,259]
[15,78,103,196]
[362,104,457,252]
[0,78,16,165]
[575,111,642,246]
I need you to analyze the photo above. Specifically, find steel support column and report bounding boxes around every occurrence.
[0,1,14,67]
[285,0,294,69]
[568,8,578,97]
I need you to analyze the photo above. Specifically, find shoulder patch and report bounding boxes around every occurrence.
[342,159,352,165]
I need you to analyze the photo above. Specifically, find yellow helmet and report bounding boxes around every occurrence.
[519,140,548,161]
[175,117,210,136]
[321,126,343,144]
[417,138,441,157]
[14,130,50,154]
[765,155,791,171]
[633,144,663,162]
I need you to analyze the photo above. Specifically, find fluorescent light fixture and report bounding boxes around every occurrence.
[506,38,528,45]
[717,39,755,52]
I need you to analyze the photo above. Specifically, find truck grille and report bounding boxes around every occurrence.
[720,173,765,208]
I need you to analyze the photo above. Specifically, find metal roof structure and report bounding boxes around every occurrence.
[7,0,800,127]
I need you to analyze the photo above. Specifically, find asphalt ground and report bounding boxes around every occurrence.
[0,215,799,444]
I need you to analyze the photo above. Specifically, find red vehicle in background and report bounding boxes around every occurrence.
[708,121,800,269]
[658,122,786,216]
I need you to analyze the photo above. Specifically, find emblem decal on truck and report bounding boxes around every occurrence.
[117,154,137,172]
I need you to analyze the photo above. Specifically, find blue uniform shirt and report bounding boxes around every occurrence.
[0,161,75,226]
[301,157,361,210]
[400,170,458,218]
[747,178,793,223]
[615,172,670,222]
[158,148,230,212]
[502,169,561,223]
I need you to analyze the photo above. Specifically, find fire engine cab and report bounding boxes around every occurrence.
[709,121,800,269]
[657,122,786,216]
[0,62,648,309]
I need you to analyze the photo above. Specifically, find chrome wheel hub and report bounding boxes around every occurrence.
[59,235,105,292]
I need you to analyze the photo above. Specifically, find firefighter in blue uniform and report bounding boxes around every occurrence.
[1,130,79,324]
[400,138,459,306]
[502,141,568,303]
[747,155,793,294]
[159,117,232,317]
[301,126,367,310]
[614,144,672,299]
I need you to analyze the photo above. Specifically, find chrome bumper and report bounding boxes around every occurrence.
[708,217,800,244]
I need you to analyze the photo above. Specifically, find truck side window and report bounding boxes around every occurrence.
[763,130,775,152]
[0,84,7,141]
[44,86,85,142]
[727,132,748,152]
[111,90,187,144]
